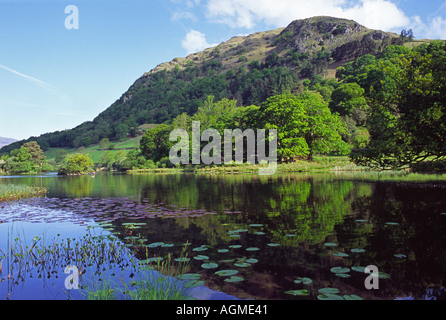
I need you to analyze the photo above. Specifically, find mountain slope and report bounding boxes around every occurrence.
[0,137,17,149]
[1,16,402,154]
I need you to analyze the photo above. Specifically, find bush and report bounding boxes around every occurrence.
[59,153,94,175]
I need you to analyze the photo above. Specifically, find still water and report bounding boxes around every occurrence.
[1,172,446,300]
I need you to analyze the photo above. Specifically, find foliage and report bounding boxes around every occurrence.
[0,141,54,174]
[348,41,446,169]
[140,124,174,163]
[59,153,94,175]
[257,92,349,162]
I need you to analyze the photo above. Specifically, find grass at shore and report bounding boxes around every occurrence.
[0,184,47,202]
[129,156,367,175]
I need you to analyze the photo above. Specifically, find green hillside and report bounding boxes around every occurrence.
[1,16,407,155]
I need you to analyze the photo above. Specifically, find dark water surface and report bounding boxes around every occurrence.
[1,172,446,300]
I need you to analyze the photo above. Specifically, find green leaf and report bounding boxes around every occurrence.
[294,277,313,285]
[284,289,309,296]
[201,262,218,269]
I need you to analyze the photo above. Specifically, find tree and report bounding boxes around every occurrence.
[351,41,446,169]
[257,92,348,162]
[257,93,309,162]
[59,153,94,175]
[140,124,173,163]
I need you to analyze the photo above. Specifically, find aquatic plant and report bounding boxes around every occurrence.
[0,184,47,202]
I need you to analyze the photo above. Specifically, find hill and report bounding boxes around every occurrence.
[0,137,17,149]
[1,16,408,155]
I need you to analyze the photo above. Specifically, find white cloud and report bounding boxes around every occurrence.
[0,64,56,93]
[204,0,410,32]
[182,29,218,55]
[410,15,446,39]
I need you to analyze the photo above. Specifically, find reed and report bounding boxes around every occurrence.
[0,184,47,202]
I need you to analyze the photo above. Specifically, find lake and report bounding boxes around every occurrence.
[1,171,446,300]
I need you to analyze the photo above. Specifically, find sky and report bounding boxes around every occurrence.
[0,0,445,141]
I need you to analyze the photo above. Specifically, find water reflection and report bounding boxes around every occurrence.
[1,172,446,300]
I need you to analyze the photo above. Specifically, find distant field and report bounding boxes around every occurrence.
[45,135,143,164]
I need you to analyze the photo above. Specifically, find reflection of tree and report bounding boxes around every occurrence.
[347,183,446,300]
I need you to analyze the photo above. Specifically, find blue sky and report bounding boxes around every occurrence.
[1,0,445,141]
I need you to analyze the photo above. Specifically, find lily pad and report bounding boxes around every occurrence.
[234,262,251,268]
[183,280,205,288]
[178,273,201,280]
[318,294,344,300]
[318,288,340,295]
[217,249,229,253]
[351,266,366,273]
[193,246,208,252]
[343,294,363,300]
[324,242,338,247]
[332,252,349,257]
[229,245,242,249]
[193,255,209,261]
[385,222,399,226]
[330,267,350,274]
[284,289,309,296]
[201,262,218,269]
[267,243,280,247]
[246,258,258,264]
[351,248,366,253]
[249,224,264,227]
[294,277,313,285]
[215,270,239,277]
[394,254,407,259]
[224,276,244,283]
[335,273,351,278]
[246,247,260,251]
[174,257,190,262]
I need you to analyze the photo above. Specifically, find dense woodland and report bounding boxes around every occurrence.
[1,17,445,173]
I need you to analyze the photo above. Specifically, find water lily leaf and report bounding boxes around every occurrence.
[335,273,351,278]
[267,243,280,247]
[343,294,363,300]
[201,262,218,269]
[178,273,201,280]
[234,262,251,268]
[217,249,229,253]
[385,222,399,226]
[351,266,366,273]
[330,267,350,274]
[394,254,407,259]
[351,248,366,253]
[318,288,340,295]
[294,277,312,285]
[324,242,338,247]
[224,276,244,283]
[215,270,239,277]
[193,255,209,261]
[249,224,264,227]
[332,252,349,257]
[183,280,205,288]
[318,294,344,300]
[371,272,391,279]
[246,258,258,264]
[284,289,309,296]
[254,232,266,235]
[193,246,208,252]
[174,257,190,263]
[246,247,260,251]
[229,245,242,249]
